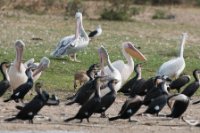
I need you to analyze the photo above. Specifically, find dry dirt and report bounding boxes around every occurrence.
[0,94,200,133]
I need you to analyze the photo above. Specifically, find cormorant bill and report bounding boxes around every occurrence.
[0,62,10,97]
[4,67,33,103]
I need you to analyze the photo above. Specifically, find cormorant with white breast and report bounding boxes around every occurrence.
[4,67,33,103]
[0,62,10,97]
[109,94,143,122]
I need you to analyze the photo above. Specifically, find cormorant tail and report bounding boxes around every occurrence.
[193,100,200,105]
[65,100,75,106]
[66,95,75,100]
[166,114,172,118]
[64,117,76,122]
[4,98,11,102]
[109,116,120,121]
[16,105,24,110]
[5,117,16,122]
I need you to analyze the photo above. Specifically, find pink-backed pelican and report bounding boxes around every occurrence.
[51,12,89,62]
[8,40,50,90]
[102,42,147,84]
[157,33,188,79]
[8,40,27,90]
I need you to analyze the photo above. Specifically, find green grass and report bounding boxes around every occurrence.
[0,9,200,95]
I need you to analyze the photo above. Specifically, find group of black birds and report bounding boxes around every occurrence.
[0,61,59,123]
[64,63,200,123]
[0,61,200,125]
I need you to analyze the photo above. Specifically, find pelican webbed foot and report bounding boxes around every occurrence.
[69,53,81,63]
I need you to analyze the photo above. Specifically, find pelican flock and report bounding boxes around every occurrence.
[1,10,200,129]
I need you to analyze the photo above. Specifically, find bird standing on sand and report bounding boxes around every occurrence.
[4,82,49,123]
[109,95,143,122]
[64,76,106,123]
[4,67,33,103]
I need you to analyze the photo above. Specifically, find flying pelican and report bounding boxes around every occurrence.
[102,42,146,84]
[157,33,188,79]
[51,12,89,62]
[88,25,102,39]
[98,46,122,95]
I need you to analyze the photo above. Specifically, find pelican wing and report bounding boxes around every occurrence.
[51,35,75,57]
[157,57,185,79]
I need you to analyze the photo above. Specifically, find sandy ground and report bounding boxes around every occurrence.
[0,94,200,133]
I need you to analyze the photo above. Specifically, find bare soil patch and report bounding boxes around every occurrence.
[0,95,200,133]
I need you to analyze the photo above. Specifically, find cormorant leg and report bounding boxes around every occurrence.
[29,119,33,124]
[74,80,77,92]
[100,112,107,118]
[79,119,83,123]
[156,113,159,117]
[20,99,24,104]
[87,118,90,123]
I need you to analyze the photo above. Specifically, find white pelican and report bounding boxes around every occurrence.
[51,12,89,62]
[8,40,27,90]
[98,46,122,96]
[103,42,147,83]
[88,25,102,39]
[157,33,188,79]
[8,40,50,90]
